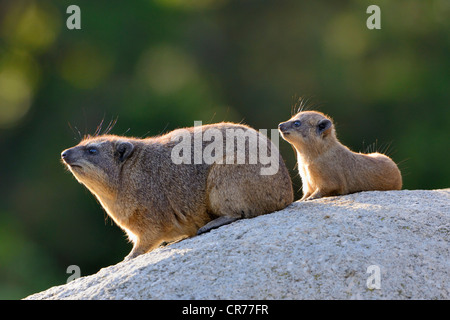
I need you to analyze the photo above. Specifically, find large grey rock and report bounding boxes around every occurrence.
[25,189,450,300]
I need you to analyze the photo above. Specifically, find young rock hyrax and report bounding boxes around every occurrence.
[61,122,293,260]
[278,111,402,200]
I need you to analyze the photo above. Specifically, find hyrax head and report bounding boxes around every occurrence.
[278,111,335,149]
[61,135,135,198]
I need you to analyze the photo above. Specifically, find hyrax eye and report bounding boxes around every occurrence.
[87,147,98,155]
[293,120,301,127]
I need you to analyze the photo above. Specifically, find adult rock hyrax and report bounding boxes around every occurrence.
[278,110,402,200]
[61,122,293,260]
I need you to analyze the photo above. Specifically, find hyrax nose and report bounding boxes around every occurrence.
[61,149,74,162]
[278,122,288,132]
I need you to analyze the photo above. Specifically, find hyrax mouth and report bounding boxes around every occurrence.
[61,149,82,169]
[62,160,82,170]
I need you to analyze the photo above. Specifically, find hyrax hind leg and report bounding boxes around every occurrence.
[197,216,239,235]
[199,163,288,235]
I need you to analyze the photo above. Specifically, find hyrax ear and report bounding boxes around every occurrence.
[317,119,332,136]
[116,141,134,162]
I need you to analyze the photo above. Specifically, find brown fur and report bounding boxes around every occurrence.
[61,122,293,260]
[278,111,402,201]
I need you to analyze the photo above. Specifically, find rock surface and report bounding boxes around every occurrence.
[25,189,450,300]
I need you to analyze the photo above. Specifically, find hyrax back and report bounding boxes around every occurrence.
[61,122,293,260]
[278,111,402,200]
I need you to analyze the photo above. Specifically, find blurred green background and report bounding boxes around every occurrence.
[0,0,448,299]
